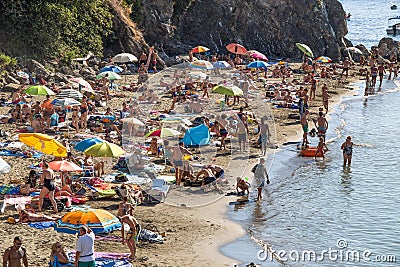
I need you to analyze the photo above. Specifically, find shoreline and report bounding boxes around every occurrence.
[217,77,365,265]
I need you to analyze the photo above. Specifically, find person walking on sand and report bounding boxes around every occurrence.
[120,208,141,261]
[341,136,354,166]
[300,110,310,146]
[75,225,95,267]
[38,161,58,213]
[341,57,351,79]
[322,83,330,112]
[171,142,192,186]
[259,117,270,156]
[253,158,270,201]
[3,236,28,267]
[315,137,328,160]
[378,63,386,88]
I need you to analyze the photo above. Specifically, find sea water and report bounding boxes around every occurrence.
[339,0,400,49]
[222,80,400,266]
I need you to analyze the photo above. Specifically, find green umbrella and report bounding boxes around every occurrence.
[212,85,243,96]
[84,142,125,158]
[23,85,55,96]
[295,43,314,58]
[96,71,122,81]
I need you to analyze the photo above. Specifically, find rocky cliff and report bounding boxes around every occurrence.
[136,0,348,60]
[0,0,348,63]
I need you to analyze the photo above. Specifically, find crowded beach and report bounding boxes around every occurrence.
[0,42,387,266]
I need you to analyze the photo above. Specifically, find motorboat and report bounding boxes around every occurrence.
[386,16,400,35]
[391,3,397,10]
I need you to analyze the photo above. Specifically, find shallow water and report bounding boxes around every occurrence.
[339,0,400,49]
[222,79,400,266]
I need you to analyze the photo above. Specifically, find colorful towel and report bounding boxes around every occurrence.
[68,252,131,267]
[28,221,55,229]
[0,149,42,158]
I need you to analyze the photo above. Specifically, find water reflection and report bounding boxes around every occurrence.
[340,165,353,194]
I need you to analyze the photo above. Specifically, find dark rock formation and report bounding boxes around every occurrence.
[137,0,348,60]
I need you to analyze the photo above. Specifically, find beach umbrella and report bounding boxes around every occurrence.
[96,71,122,81]
[84,141,125,158]
[18,133,67,157]
[69,77,94,93]
[0,158,11,174]
[213,61,231,69]
[112,53,138,63]
[54,209,121,234]
[48,160,83,172]
[145,128,181,138]
[74,137,105,152]
[99,65,123,74]
[57,89,83,100]
[249,51,268,61]
[296,43,314,58]
[212,85,243,96]
[246,61,269,69]
[226,43,247,55]
[189,60,214,70]
[23,85,55,96]
[52,98,81,107]
[316,56,332,63]
[344,47,363,55]
[191,46,209,53]
[121,117,145,126]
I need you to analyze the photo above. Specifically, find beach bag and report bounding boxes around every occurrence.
[138,224,164,244]
[251,164,258,173]
[115,173,128,183]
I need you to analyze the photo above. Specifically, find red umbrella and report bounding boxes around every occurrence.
[191,46,209,53]
[226,43,247,55]
[49,160,83,172]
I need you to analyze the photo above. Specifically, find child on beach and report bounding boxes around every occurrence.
[315,137,328,160]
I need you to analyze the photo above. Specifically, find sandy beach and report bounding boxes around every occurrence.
[0,60,366,266]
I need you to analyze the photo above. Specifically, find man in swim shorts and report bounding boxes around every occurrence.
[300,110,309,146]
[315,111,328,141]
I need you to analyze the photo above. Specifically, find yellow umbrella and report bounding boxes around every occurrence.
[18,133,67,157]
[84,142,125,158]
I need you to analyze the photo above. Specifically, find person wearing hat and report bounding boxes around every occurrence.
[341,136,354,166]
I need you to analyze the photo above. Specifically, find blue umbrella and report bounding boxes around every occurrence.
[74,137,105,152]
[213,61,231,69]
[246,61,269,69]
[99,65,123,73]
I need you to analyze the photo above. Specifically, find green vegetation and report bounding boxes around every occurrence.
[0,53,17,75]
[0,0,113,62]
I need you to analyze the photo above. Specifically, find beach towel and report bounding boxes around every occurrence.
[68,252,131,267]
[0,149,42,158]
[95,235,122,242]
[28,221,55,229]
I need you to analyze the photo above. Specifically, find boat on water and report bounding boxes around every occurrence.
[391,5,397,10]
[386,16,400,35]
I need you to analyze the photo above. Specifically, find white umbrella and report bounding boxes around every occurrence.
[52,98,81,107]
[69,77,94,93]
[0,158,11,174]
[121,117,145,126]
[112,53,138,63]
[57,89,83,100]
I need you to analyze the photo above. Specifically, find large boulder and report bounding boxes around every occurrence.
[27,59,50,78]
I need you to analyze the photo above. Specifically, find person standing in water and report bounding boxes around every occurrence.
[341,136,353,166]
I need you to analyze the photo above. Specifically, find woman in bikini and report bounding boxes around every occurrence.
[80,96,88,130]
[38,162,58,212]
[341,136,354,166]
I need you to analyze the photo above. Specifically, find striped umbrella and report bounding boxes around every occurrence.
[54,209,121,234]
[191,46,209,53]
[74,137,105,152]
[69,77,94,92]
[52,98,81,107]
[57,89,83,100]
[316,56,332,63]
[296,43,314,58]
[189,60,214,70]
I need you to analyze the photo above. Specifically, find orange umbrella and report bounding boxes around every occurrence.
[54,209,121,234]
[48,160,83,172]
[226,43,247,55]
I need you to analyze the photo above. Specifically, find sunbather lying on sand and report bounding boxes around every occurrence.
[19,209,60,223]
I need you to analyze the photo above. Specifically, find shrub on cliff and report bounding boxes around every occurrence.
[0,0,113,62]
